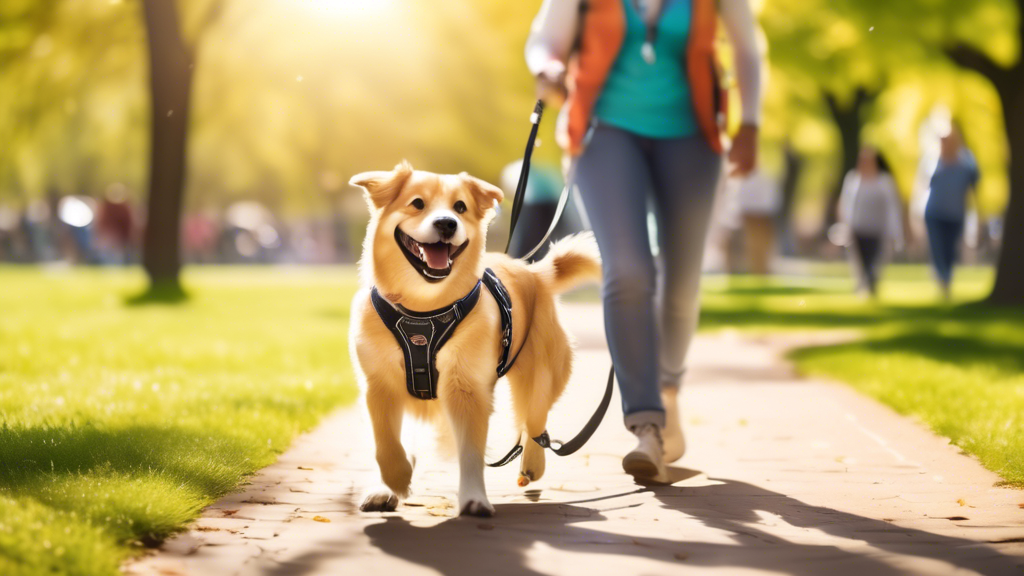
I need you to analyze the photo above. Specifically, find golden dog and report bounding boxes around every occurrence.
[348,161,600,517]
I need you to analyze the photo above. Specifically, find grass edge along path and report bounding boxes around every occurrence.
[0,267,359,576]
[700,266,1024,489]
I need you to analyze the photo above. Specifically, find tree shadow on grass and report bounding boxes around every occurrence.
[0,422,256,543]
[793,332,1024,375]
[700,300,1024,332]
[124,281,189,306]
[264,470,1020,576]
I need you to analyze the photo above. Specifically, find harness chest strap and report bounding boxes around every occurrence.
[370,268,517,400]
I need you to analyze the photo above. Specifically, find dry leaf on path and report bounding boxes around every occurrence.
[957,498,967,507]
[297,466,313,471]
[312,516,331,523]
[222,509,239,516]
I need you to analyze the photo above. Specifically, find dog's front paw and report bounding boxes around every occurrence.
[460,498,495,517]
[360,487,399,512]
[520,442,546,486]
[377,455,413,499]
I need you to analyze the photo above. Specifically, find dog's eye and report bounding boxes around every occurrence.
[453,200,467,214]
[410,198,425,210]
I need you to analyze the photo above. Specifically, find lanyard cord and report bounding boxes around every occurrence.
[631,0,666,63]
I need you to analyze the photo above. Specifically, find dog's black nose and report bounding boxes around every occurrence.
[433,217,458,240]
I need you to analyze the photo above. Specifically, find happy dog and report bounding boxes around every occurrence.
[348,161,600,516]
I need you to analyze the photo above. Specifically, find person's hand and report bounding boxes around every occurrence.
[535,60,567,106]
[728,124,758,177]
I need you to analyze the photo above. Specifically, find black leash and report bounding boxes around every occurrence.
[504,100,545,254]
[487,99,615,468]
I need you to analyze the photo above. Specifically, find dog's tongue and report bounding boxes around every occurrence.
[423,243,449,270]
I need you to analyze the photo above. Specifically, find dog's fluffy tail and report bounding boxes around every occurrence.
[529,231,602,294]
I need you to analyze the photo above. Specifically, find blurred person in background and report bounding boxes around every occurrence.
[94,184,136,265]
[499,160,584,261]
[838,147,904,298]
[925,124,979,300]
[527,0,761,481]
[183,209,221,264]
[734,168,780,275]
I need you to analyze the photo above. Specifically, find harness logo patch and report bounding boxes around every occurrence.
[410,334,429,346]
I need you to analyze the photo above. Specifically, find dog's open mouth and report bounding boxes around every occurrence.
[395,228,468,282]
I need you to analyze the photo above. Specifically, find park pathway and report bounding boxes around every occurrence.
[128,303,1024,576]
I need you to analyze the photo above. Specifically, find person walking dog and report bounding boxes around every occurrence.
[838,147,904,297]
[526,0,762,481]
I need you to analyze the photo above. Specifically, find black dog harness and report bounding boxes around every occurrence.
[370,268,519,400]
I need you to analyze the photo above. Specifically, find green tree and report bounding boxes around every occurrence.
[946,1,1024,304]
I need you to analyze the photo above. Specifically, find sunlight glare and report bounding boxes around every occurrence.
[297,0,395,19]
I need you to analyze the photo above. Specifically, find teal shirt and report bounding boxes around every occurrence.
[593,0,696,139]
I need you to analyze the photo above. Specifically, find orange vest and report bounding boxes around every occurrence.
[562,0,724,155]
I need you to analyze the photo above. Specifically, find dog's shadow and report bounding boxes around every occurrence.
[264,467,1016,576]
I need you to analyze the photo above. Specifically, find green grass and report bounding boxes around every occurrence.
[0,267,360,576]
[699,265,1024,487]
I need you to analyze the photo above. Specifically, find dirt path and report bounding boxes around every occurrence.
[128,303,1024,576]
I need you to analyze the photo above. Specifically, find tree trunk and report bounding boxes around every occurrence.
[823,90,874,231]
[988,73,1024,304]
[141,0,193,290]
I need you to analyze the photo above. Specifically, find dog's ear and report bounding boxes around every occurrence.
[350,161,414,209]
[458,172,504,217]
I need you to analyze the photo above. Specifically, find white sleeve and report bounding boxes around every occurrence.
[719,0,763,126]
[525,0,582,76]
[838,172,857,224]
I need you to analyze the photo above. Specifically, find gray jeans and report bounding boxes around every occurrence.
[575,124,722,430]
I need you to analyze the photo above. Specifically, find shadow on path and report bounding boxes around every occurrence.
[266,468,1019,576]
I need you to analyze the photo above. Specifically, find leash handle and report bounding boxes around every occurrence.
[504,100,545,255]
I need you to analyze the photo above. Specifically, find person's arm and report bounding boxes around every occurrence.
[837,172,856,224]
[525,0,581,102]
[720,0,763,176]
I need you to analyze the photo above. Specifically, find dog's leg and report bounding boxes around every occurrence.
[441,385,494,517]
[360,387,413,512]
[509,363,553,487]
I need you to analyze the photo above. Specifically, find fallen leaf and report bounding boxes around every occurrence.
[312,516,330,523]
[674,553,689,561]
[1018,503,1024,509]
[298,466,313,471]
[957,498,967,507]
[194,526,221,532]
[222,509,239,516]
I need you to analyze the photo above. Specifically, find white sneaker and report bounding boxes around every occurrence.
[661,387,686,463]
[622,423,669,483]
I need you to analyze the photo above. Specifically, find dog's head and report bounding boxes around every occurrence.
[350,161,503,304]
